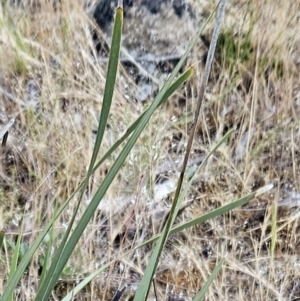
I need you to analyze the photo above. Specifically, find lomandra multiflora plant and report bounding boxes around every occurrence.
[0,0,273,300]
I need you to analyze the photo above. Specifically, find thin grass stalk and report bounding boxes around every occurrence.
[33,8,124,301]
[267,190,278,299]
[192,258,225,301]
[133,1,227,299]
[0,209,61,301]
[7,212,25,301]
[33,3,217,299]
[61,129,233,300]
[0,61,193,301]
[38,207,56,287]
[62,184,274,301]
[0,231,4,249]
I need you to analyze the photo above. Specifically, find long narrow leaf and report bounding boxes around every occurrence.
[0,213,58,301]
[91,67,194,173]
[62,184,273,300]
[0,231,4,249]
[193,259,225,301]
[34,8,124,301]
[0,55,193,301]
[8,214,25,301]
[62,129,232,300]
[35,11,201,301]
[133,1,226,299]
[88,8,122,172]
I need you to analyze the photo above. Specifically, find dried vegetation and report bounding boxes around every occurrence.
[0,0,299,300]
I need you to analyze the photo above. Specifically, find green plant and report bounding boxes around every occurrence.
[0,1,274,300]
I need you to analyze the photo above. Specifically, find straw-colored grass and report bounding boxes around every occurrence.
[0,0,299,300]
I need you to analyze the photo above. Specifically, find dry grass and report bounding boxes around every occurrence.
[0,0,299,300]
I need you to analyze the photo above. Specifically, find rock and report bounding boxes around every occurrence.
[93,0,196,57]
[93,0,197,101]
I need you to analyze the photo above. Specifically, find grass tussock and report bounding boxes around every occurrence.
[0,0,299,300]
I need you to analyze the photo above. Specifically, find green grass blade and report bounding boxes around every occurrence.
[34,7,123,301]
[38,219,55,286]
[0,214,57,301]
[8,213,25,301]
[61,262,112,301]
[34,4,204,299]
[133,124,229,301]
[171,184,274,235]
[91,67,194,172]
[193,258,225,301]
[61,184,272,300]
[59,129,232,299]
[38,7,123,290]
[0,231,4,249]
[138,184,273,249]
[133,218,176,301]
[35,29,196,301]
[0,65,193,301]
[171,193,255,234]
[88,7,123,173]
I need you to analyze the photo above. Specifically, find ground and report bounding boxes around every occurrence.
[0,0,300,300]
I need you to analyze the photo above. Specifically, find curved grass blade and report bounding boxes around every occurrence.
[0,2,217,300]
[91,66,194,172]
[193,258,225,301]
[0,62,193,301]
[7,213,25,301]
[133,1,226,299]
[61,185,273,300]
[88,8,122,172]
[0,231,4,249]
[62,128,232,300]
[33,7,123,301]
[33,1,210,298]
